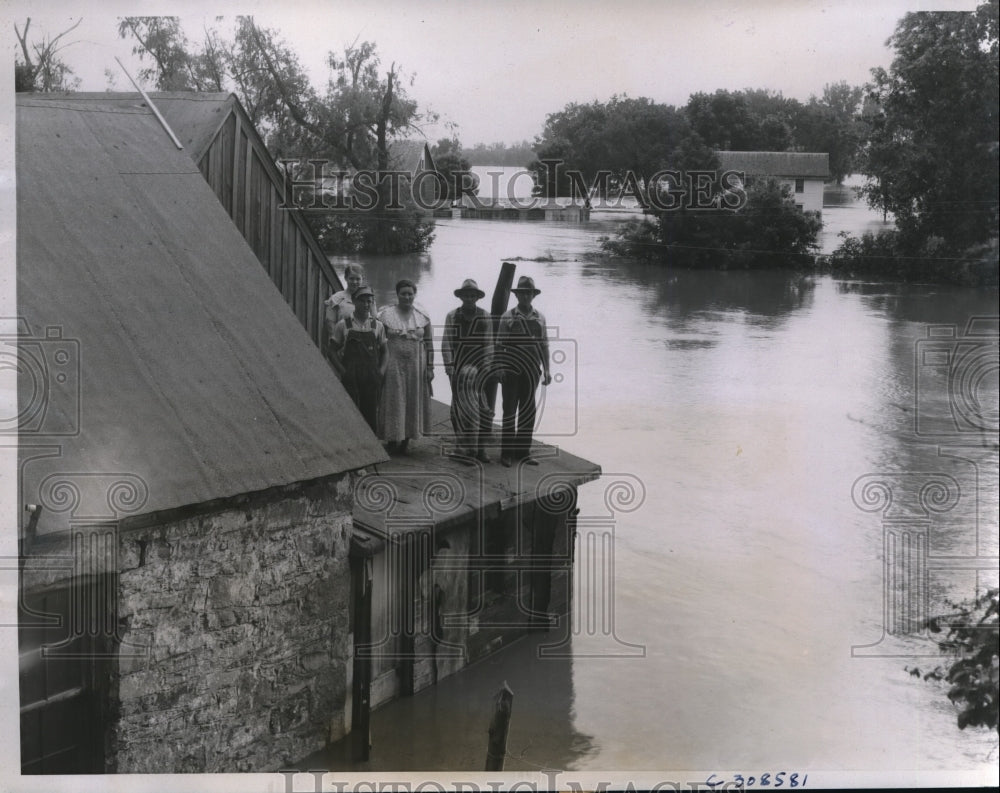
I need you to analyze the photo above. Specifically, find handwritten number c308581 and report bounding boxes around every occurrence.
[705,772,808,789]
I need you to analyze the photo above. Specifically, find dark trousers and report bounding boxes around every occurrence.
[450,365,493,452]
[343,366,379,426]
[501,369,540,459]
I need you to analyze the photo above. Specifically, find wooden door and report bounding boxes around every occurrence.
[19,578,109,774]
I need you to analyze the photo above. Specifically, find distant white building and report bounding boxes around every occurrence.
[716,151,830,214]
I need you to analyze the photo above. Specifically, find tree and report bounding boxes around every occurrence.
[14,18,82,92]
[528,100,609,196]
[463,140,536,167]
[860,1,999,249]
[793,82,865,183]
[685,89,802,151]
[604,177,822,270]
[528,96,705,197]
[119,17,204,90]
[431,138,477,201]
[117,16,438,253]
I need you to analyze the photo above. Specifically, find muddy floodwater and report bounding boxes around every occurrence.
[319,180,998,779]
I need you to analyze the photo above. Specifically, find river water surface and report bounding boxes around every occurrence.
[328,191,999,780]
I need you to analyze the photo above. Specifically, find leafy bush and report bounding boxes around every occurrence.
[308,206,435,255]
[825,230,1000,286]
[909,588,999,733]
[601,178,822,269]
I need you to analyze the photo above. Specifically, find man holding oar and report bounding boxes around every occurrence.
[443,279,494,463]
[496,276,552,467]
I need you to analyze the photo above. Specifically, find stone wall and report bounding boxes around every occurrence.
[110,476,355,772]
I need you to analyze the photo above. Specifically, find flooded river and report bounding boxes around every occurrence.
[327,188,999,779]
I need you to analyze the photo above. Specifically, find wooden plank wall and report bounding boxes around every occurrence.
[198,107,339,350]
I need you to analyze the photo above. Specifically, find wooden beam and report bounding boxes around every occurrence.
[485,261,516,418]
[230,112,241,217]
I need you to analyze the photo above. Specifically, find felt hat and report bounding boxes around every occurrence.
[511,275,541,295]
[454,278,486,299]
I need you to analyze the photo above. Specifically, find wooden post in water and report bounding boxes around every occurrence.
[485,261,516,421]
[350,550,374,762]
[484,682,514,771]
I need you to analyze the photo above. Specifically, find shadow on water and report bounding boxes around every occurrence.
[836,279,1000,326]
[594,259,817,330]
[299,633,596,772]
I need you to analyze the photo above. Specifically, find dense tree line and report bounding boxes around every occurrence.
[461,140,536,167]
[527,83,865,194]
[16,5,997,282]
[829,0,998,285]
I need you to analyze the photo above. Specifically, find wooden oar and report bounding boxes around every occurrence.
[485,261,515,418]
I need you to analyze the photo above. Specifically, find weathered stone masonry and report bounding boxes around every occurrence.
[109,476,355,773]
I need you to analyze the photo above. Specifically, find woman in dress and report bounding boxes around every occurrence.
[378,279,434,453]
[324,264,368,364]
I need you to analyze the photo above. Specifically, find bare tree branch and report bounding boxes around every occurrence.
[14,19,34,69]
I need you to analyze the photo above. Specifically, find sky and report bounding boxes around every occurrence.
[5,0,982,146]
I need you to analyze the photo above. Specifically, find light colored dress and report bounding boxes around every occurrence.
[323,291,354,363]
[378,304,433,442]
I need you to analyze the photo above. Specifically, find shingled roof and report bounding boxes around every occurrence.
[716,151,830,179]
[388,139,436,173]
[16,94,387,529]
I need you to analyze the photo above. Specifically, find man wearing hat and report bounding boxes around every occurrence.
[328,285,387,432]
[496,276,551,467]
[443,279,494,463]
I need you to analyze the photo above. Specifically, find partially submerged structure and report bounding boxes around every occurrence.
[15,92,600,773]
[716,151,830,214]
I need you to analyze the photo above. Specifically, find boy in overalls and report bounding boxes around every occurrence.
[329,285,387,432]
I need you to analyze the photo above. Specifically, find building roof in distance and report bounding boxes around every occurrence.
[716,151,830,179]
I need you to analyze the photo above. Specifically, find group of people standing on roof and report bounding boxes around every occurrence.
[324,263,551,467]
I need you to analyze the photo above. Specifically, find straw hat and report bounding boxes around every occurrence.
[454,278,486,299]
[511,276,541,295]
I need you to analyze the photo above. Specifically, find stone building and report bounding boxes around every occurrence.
[14,91,601,773]
[15,93,386,773]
